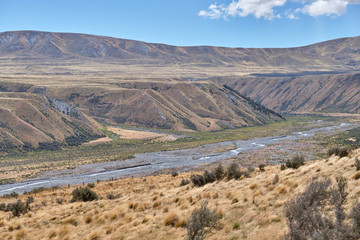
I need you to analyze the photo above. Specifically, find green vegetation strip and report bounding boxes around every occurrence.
[0,115,347,173]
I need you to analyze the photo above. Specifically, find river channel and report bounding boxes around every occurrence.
[0,122,356,196]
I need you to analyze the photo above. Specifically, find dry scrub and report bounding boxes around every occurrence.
[1,149,360,239]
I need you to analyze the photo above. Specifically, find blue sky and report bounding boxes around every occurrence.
[0,0,359,48]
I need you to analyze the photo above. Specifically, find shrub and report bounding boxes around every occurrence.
[191,174,205,187]
[187,201,221,240]
[214,164,224,180]
[171,171,179,177]
[349,202,360,237]
[9,191,18,198]
[272,174,279,185]
[285,177,360,240]
[233,221,240,230]
[355,157,360,171]
[259,164,265,172]
[0,203,6,211]
[3,197,33,217]
[247,166,255,173]
[280,164,286,170]
[71,187,98,202]
[107,193,120,200]
[227,163,242,180]
[203,171,216,184]
[87,183,95,188]
[285,155,305,169]
[180,178,190,187]
[328,147,350,158]
[37,141,61,151]
[26,187,46,195]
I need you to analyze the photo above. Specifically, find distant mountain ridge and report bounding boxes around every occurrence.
[0,31,359,71]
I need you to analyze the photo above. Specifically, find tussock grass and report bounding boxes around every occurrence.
[1,149,360,239]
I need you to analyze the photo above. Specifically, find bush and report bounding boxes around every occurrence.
[180,179,190,187]
[107,193,120,200]
[56,198,64,204]
[285,155,305,169]
[87,183,95,188]
[71,187,98,202]
[171,171,179,177]
[272,174,279,185]
[328,147,350,158]
[227,163,242,180]
[3,191,19,199]
[355,157,360,171]
[285,177,360,239]
[350,202,360,237]
[37,141,61,151]
[247,166,255,173]
[214,164,224,180]
[1,197,33,217]
[191,174,205,187]
[203,171,216,184]
[187,201,221,240]
[259,164,265,172]
[233,221,240,230]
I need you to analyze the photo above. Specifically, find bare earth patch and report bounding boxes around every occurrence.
[108,127,177,141]
[81,137,113,146]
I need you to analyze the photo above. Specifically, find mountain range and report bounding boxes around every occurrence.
[1,31,360,148]
[0,31,359,73]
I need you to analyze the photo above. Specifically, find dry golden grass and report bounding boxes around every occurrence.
[81,137,113,146]
[107,127,173,141]
[1,149,360,239]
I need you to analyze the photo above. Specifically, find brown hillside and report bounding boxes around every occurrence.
[214,73,360,113]
[0,90,102,149]
[49,81,283,131]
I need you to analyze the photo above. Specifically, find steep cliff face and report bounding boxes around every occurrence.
[214,73,360,113]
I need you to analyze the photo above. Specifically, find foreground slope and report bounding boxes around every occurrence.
[1,149,360,239]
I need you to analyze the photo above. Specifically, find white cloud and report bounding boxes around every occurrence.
[286,11,299,19]
[198,0,287,20]
[199,0,360,20]
[301,0,348,16]
[198,4,226,19]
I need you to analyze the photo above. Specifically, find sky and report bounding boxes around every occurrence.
[0,0,359,48]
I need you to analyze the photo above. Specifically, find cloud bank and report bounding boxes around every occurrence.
[199,0,360,20]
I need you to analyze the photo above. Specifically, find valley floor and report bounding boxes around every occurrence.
[0,115,353,184]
